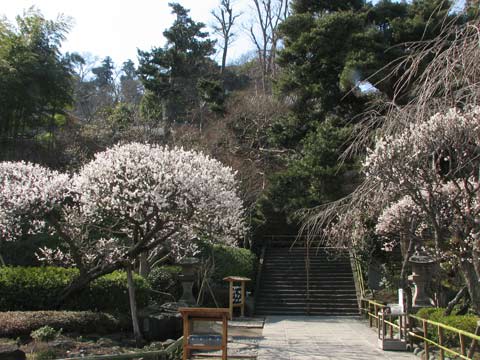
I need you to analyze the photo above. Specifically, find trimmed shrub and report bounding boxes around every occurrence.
[198,243,256,285]
[416,307,478,347]
[0,311,120,337]
[147,266,182,304]
[77,271,151,313]
[0,267,151,313]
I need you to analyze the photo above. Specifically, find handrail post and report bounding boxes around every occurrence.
[459,333,466,357]
[423,319,429,359]
[369,302,373,327]
[305,238,310,315]
[389,314,393,339]
[253,242,268,315]
[408,315,413,350]
[438,325,444,360]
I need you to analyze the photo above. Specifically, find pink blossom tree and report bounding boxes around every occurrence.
[0,143,246,342]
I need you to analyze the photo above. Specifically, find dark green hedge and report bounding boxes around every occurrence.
[147,265,182,304]
[0,267,151,313]
[416,307,478,347]
[0,311,121,337]
[198,243,256,285]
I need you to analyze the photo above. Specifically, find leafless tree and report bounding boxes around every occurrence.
[212,0,242,74]
[248,0,289,92]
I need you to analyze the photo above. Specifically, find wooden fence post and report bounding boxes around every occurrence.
[423,320,429,360]
[438,325,444,360]
[459,333,466,357]
[369,302,373,327]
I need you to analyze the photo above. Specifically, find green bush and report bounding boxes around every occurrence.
[198,243,256,286]
[415,307,440,320]
[78,271,151,313]
[30,325,62,342]
[147,266,182,304]
[0,311,120,337]
[0,267,151,313]
[415,307,478,347]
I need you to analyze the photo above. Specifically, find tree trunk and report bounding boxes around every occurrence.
[459,260,480,315]
[56,262,123,307]
[467,321,480,358]
[472,236,480,289]
[221,39,228,75]
[444,286,467,316]
[399,237,415,313]
[139,252,150,277]
[126,264,143,346]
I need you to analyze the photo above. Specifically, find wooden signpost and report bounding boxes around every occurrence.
[179,307,229,360]
[224,276,251,319]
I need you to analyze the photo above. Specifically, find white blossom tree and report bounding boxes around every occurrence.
[0,143,246,342]
[360,107,480,312]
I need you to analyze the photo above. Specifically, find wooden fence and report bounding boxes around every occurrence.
[361,299,480,359]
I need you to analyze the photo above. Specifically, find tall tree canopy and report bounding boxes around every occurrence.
[254,0,453,235]
[137,3,217,124]
[0,9,74,142]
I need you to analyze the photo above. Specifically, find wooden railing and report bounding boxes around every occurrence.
[360,299,480,359]
[408,315,480,360]
[351,252,366,300]
[253,243,267,314]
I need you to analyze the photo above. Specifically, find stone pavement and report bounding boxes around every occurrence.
[257,316,417,360]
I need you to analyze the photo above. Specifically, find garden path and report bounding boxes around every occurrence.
[257,316,417,360]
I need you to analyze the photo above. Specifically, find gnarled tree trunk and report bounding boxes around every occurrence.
[126,264,144,346]
[459,260,480,315]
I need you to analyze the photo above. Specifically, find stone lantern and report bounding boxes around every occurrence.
[178,257,199,305]
[408,248,436,309]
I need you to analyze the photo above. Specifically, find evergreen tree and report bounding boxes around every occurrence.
[137,3,216,124]
[120,59,142,105]
[0,9,74,152]
[255,0,453,234]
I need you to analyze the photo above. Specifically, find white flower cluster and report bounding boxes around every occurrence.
[0,143,246,266]
[74,143,246,259]
[365,107,480,191]
[0,161,70,240]
[367,107,480,261]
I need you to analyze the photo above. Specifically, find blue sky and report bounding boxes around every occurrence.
[1,0,466,68]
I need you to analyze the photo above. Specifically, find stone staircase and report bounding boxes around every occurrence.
[255,247,359,316]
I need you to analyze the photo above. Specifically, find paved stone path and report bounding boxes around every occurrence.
[257,316,417,360]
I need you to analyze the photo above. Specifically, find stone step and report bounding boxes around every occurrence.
[261,280,355,285]
[255,304,358,310]
[264,266,353,270]
[264,264,351,268]
[257,288,357,293]
[261,274,354,278]
[257,293,357,298]
[260,287,356,292]
[255,307,359,315]
[255,246,358,317]
[256,302,358,309]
